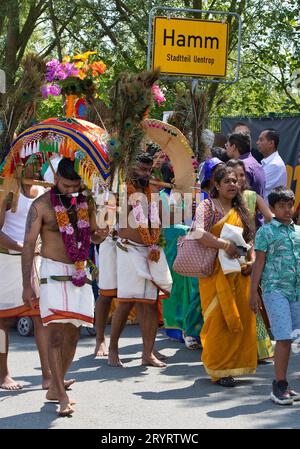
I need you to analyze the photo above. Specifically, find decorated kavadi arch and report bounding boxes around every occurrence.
[0,117,111,208]
[0,117,196,212]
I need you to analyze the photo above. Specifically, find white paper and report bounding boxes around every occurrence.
[219,223,251,275]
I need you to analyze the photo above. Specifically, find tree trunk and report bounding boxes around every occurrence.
[4,0,19,89]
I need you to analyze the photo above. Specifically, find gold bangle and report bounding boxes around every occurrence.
[223,240,231,251]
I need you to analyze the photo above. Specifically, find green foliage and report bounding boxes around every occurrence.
[1,0,300,147]
[60,77,96,96]
[37,94,63,121]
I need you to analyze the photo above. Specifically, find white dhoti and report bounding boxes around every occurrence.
[0,251,40,317]
[98,235,118,297]
[116,238,172,304]
[39,257,94,327]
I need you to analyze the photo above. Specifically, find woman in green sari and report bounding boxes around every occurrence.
[160,183,203,349]
[227,159,274,361]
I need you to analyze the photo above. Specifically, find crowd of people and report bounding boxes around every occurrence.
[0,121,299,418]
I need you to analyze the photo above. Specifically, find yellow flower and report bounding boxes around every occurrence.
[62,55,71,63]
[74,61,84,69]
[73,51,97,61]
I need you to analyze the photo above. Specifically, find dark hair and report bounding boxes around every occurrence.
[211,146,230,162]
[161,162,174,184]
[211,165,255,242]
[57,158,81,180]
[227,159,246,171]
[232,122,251,135]
[213,132,227,149]
[228,133,250,155]
[146,143,160,157]
[268,186,294,207]
[227,159,249,191]
[138,152,153,164]
[262,128,279,149]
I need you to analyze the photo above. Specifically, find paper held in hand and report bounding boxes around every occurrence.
[219,223,251,275]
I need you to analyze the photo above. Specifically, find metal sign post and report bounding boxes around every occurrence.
[147,6,242,84]
[0,69,6,93]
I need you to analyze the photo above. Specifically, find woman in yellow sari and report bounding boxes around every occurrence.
[227,159,274,362]
[195,165,257,387]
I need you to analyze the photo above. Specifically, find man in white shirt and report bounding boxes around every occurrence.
[0,162,51,390]
[256,129,287,202]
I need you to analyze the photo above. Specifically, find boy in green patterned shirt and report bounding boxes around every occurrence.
[250,187,300,405]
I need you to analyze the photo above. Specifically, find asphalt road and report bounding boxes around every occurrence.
[0,326,300,429]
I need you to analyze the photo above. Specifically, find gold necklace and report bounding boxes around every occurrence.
[215,198,227,215]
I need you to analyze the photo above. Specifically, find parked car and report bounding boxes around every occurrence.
[16,316,34,337]
[16,315,96,337]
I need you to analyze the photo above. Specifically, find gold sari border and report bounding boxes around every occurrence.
[204,366,257,378]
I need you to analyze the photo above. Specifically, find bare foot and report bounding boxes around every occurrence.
[142,354,167,367]
[46,379,76,405]
[64,379,76,390]
[58,399,75,417]
[94,340,108,357]
[42,378,75,391]
[42,377,52,390]
[153,350,167,361]
[0,376,23,390]
[46,387,76,404]
[108,351,124,367]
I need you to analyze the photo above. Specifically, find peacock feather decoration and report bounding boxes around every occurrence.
[0,54,46,161]
[167,83,208,162]
[107,69,160,184]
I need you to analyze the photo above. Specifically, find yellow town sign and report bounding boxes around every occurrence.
[152,16,229,78]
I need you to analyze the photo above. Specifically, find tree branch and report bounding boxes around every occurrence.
[89,10,139,70]
[244,60,299,108]
[49,0,63,61]
[113,1,148,51]
[4,0,19,88]
[38,6,78,59]
[17,1,47,62]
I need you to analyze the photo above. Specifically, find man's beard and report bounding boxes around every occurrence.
[54,185,73,208]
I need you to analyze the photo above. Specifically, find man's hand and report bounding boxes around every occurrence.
[249,290,262,314]
[22,287,37,310]
[92,226,110,243]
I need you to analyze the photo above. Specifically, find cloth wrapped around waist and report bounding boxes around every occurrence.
[0,251,40,316]
[39,257,94,327]
[116,238,172,302]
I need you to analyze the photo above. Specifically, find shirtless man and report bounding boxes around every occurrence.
[0,162,51,390]
[105,153,172,367]
[22,158,103,416]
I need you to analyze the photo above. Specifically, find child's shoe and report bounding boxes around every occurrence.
[270,380,294,405]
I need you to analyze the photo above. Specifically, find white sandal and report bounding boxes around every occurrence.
[183,335,200,350]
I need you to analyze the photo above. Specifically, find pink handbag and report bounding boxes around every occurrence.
[172,200,218,278]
